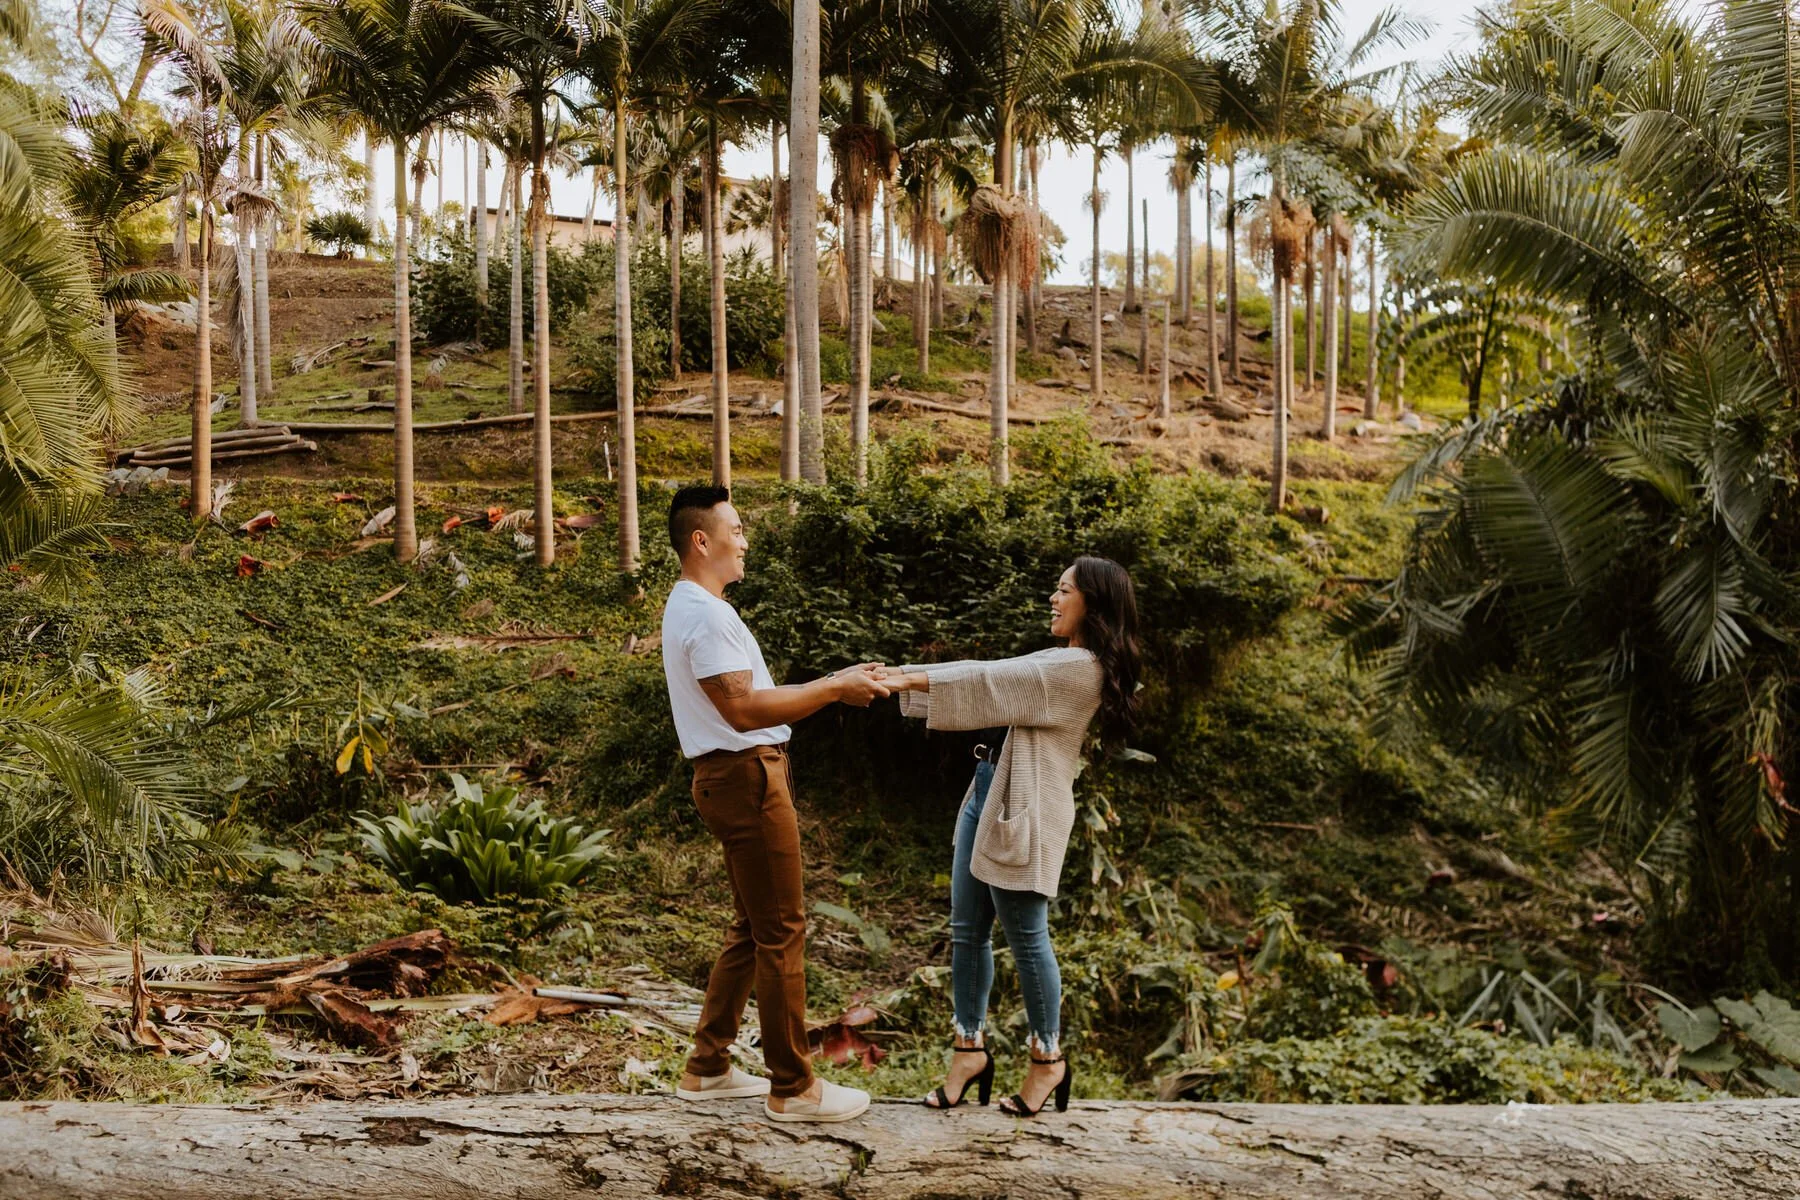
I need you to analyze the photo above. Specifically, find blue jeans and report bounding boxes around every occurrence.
[950,760,1062,1054]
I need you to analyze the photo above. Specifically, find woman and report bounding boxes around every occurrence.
[884,556,1141,1118]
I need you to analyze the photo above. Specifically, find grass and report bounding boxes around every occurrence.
[3,428,1666,1106]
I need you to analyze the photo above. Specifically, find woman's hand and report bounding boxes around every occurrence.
[879,670,927,693]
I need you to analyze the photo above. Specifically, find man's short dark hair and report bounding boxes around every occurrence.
[669,485,731,557]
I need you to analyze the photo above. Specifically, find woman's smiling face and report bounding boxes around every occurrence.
[1049,567,1087,642]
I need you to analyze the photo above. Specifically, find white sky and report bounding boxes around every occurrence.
[38,0,1487,283]
[244,0,1485,282]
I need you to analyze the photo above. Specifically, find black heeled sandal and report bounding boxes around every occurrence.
[924,1044,994,1109]
[1000,1054,1072,1117]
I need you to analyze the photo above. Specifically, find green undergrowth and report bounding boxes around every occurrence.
[0,427,1695,1103]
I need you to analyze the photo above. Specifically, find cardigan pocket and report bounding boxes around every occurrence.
[983,794,1033,868]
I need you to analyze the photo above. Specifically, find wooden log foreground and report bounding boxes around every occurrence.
[2,1095,1797,1200]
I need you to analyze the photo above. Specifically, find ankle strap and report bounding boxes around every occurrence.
[952,1044,988,1053]
[1030,1054,1065,1065]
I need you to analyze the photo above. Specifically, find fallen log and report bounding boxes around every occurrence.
[128,440,319,469]
[0,1095,1794,1199]
[281,410,621,435]
[280,403,788,436]
[112,424,297,462]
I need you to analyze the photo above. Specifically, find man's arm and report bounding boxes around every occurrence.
[699,664,890,733]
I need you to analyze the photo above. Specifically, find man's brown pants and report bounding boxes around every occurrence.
[684,744,815,1099]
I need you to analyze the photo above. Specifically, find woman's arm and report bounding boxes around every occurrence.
[892,656,1066,731]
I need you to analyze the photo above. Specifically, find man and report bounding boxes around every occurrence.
[662,485,885,1123]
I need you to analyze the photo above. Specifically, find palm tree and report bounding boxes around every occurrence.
[637,110,703,380]
[1354,0,1800,976]
[220,3,309,412]
[63,108,192,339]
[303,0,493,563]
[139,0,237,523]
[1203,0,1422,509]
[578,0,716,571]
[455,0,585,569]
[789,0,824,483]
[0,18,133,580]
[923,0,1193,485]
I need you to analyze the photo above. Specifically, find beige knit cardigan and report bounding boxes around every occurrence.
[898,647,1102,897]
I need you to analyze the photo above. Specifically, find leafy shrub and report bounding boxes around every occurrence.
[735,425,1307,703]
[412,227,596,344]
[304,211,372,258]
[1243,908,1378,1040]
[0,666,246,886]
[1165,1016,1697,1104]
[356,774,610,903]
[564,241,783,396]
[629,242,785,374]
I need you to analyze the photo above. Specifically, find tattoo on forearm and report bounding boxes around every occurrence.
[700,671,754,701]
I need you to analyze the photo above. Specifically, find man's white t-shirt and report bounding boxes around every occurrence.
[661,579,791,759]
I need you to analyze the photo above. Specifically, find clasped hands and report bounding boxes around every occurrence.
[827,663,925,707]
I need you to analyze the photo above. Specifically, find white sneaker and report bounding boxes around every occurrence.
[676,1065,772,1101]
[763,1079,871,1123]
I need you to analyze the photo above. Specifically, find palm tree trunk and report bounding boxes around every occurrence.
[791,2,823,486]
[614,98,642,569]
[1306,229,1319,391]
[410,151,424,247]
[989,115,1014,487]
[834,220,849,327]
[1178,153,1192,329]
[770,124,783,273]
[1123,145,1136,314]
[1340,226,1353,373]
[495,159,512,253]
[391,138,418,563]
[192,200,212,521]
[1270,175,1290,513]
[234,147,258,428]
[254,134,273,402]
[1138,196,1149,380]
[1089,141,1102,400]
[530,137,555,569]
[363,132,378,257]
[175,179,190,270]
[776,127,798,483]
[1364,234,1378,418]
[914,194,928,377]
[708,123,730,488]
[1027,146,1042,355]
[845,90,872,484]
[1205,158,1220,398]
[584,166,600,243]
[1321,217,1338,440]
[931,220,945,327]
[1225,152,1240,382]
[882,182,894,299]
[782,261,800,482]
[1158,300,1171,418]
[509,166,524,414]
[1394,281,1407,415]
[474,143,489,343]
[670,162,684,378]
[1021,146,1039,358]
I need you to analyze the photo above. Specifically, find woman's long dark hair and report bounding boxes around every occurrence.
[1071,556,1141,743]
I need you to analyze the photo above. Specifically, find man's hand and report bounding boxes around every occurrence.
[831,663,890,707]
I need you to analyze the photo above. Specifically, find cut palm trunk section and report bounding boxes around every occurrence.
[3,1096,1794,1200]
